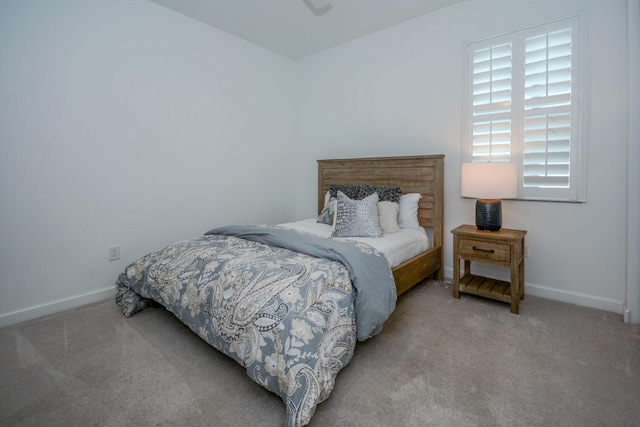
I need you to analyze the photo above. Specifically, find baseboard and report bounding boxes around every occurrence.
[441,267,624,316]
[1,272,627,328]
[0,287,114,328]
[524,283,624,315]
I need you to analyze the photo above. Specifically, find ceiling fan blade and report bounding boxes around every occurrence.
[303,0,333,16]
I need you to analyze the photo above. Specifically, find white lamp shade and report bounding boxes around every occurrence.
[461,162,517,199]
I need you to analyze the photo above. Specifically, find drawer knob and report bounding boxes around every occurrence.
[472,246,495,253]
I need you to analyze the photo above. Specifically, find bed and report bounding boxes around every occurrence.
[115,154,444,427]
[317,155,444,294]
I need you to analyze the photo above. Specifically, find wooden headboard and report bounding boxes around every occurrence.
[317,155,445,251]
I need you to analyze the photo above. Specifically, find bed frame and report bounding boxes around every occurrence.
[317,155,444,295]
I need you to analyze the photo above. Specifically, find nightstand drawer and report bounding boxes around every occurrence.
[459,238,510,263]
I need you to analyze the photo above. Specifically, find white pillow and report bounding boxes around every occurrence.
[398,193,422,229]
[377,201,400,234]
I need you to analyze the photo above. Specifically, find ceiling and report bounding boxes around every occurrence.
[147,0,465,59]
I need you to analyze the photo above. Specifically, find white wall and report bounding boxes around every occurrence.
[0,0,296,325]
[627,0,640,323]
[1,0,634,326]
[295,0,632,315]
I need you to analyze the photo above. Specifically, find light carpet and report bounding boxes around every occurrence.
[1,280,639,426]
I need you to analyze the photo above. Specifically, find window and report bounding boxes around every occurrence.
[465,17,585,202]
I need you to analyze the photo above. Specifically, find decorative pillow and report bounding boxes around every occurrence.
[362,184,402,203]
[378,201,400,233]
[398,193,422,229]
[323,190,331,207]
[329,183,402,202]
[329,184,366,200]
[332,191,382,238]
[317,198,337,226]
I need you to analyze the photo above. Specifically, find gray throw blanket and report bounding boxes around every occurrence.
[206,225,397,340]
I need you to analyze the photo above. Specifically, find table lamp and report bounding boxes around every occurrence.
[461,162,517,231]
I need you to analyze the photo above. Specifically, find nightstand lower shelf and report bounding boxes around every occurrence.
[458,274,512,303]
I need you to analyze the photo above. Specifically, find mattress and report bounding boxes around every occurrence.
[278,218,431,268]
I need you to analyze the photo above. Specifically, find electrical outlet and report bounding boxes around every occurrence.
[108,245,120,261]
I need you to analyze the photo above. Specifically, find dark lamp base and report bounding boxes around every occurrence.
[476,199,502,231]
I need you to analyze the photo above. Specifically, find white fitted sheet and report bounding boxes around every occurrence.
[278,218,430,268]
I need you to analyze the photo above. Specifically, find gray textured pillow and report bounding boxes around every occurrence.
[329,184,365,200]
[329,183,402,202]
[317,198,337,226]
[332,191,382,238]
[362,184,402,203]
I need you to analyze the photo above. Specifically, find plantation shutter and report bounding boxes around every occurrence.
[465,16,584,201]
[471,41,512,163]
[523,27,574,189]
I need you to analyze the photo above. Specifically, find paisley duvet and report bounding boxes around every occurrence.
[115,225,396,426]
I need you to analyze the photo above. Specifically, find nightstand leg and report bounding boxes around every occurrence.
[520,260,525,300]
[510,300,519,314]
[453,236,460,299]
[453,258,460,299]
[510,258,520,314]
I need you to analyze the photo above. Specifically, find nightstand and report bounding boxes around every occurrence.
[451,224,527,314]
